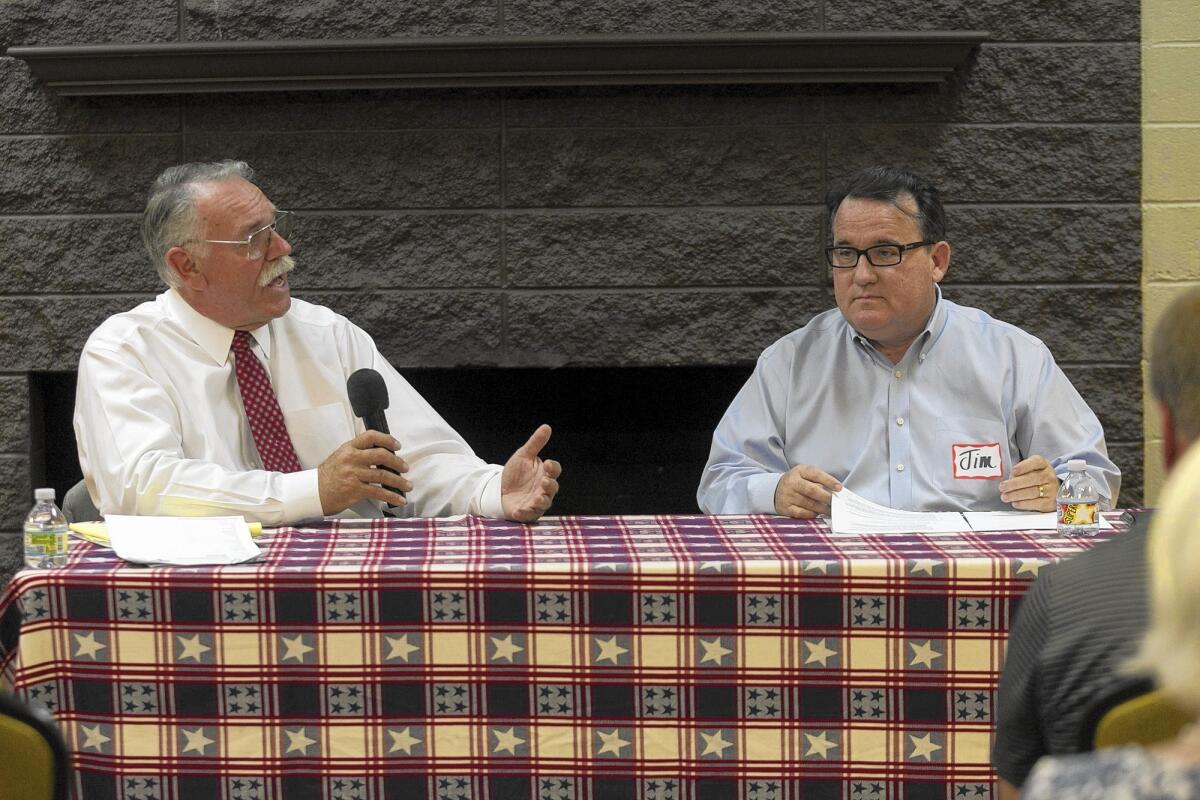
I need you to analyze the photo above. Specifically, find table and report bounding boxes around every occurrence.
[0,514,1117,800]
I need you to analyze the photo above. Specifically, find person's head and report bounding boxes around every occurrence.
[142,161,294,331]
[1149,287,1200,470]
[1133,442,1200,714]
[825,166,951,354]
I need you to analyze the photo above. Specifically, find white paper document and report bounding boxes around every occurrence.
[830,488,968,534]
[105,515,261,565]
[830,488,1112,534]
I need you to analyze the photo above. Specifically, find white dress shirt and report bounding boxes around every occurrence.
[74,290,502,525]
[698,291,1119,514]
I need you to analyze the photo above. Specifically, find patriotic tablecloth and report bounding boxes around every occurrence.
[0,514,1118,800]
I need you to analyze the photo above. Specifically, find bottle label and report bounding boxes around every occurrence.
[25,530,68,555]
[1058,502,1098,526]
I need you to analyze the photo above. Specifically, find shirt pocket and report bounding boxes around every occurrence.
[935,416,1010,499]
[284,402,353,467]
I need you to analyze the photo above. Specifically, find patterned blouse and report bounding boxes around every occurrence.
[1024,747,1200,800]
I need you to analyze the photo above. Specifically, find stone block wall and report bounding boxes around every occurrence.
[0,1,1141,580]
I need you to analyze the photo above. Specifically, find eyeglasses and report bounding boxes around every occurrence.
[825,240,932,269]
[195,211,293,260]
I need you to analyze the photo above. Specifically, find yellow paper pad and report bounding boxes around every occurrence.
[70,520,264,546]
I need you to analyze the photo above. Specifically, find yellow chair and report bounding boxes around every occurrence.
[0,691,71,800]
[1084,679,1194,750]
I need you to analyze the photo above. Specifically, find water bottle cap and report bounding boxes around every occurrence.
[1067,459,1087,472]
[34,487,55,501]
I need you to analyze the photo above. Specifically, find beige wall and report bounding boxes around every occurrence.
[1143,0,1200,503]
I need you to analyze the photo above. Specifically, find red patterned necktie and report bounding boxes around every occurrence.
[231,330,303,473]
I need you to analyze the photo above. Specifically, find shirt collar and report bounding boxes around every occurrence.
[165,289,274,365]
[848,284,949,362]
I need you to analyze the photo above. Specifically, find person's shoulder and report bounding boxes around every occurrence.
[84,293,170,350]
[942,298,1050,355]
[760,307,846,361]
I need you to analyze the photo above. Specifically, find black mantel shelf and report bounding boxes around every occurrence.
[6,31,988,95]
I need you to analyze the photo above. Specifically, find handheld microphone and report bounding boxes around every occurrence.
[347,368,405,503]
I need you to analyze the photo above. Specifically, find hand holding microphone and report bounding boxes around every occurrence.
[316,369,411,515]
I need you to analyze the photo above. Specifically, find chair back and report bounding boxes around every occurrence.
[0,691,71,800]
[1081,678,1194,751]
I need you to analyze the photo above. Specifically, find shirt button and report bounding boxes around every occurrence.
[919,354,926,362]
[894,370,904,379]
[896,417,905,426]
[896,464,905,472]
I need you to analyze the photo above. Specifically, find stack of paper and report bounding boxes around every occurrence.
[830,488,1110,534]
[103,515,262,565]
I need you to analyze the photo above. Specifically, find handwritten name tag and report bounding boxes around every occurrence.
[952,442,1004,479]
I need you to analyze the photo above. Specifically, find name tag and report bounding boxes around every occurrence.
[952,442,1004,479]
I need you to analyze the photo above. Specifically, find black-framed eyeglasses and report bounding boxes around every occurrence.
[194,211,293,261]
[825,240,933,269]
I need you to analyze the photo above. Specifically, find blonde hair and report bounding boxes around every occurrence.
[1133,443,1200,712]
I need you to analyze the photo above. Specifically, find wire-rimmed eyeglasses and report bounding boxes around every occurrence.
[195,211,293,260]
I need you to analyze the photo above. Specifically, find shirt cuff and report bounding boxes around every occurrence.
[477,468,505,519]
[281,468,325,524]
[747,472,784,515]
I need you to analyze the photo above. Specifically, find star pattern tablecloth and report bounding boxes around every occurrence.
[0,514,1118,800]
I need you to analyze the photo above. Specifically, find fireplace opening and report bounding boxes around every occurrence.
[30,366,754,516]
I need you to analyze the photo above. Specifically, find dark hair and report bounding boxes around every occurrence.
[1150,287,1200,442]
[826,166,946,243]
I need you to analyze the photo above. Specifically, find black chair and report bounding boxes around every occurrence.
[0,691,72,800]
[62,479,100,523]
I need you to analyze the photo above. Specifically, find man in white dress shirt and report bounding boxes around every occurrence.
[74,160,561,526]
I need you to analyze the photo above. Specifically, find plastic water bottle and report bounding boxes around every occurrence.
[24,488,69,569]
[1057,459,1100,536]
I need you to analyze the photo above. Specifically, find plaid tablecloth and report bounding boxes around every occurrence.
[0,514,1118,800]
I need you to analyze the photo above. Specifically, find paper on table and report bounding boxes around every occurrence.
[962,510,1114,532]
[105,515,261,565]
[830,488,968,534]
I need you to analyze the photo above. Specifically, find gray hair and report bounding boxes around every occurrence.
[142,160,256,289]
[1149,286,1200,443]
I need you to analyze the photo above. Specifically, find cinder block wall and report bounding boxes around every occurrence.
[0,1,1141,579]
[1142,0,1200,503]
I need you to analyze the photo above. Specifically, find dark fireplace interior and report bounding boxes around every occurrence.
[29,367,754,516]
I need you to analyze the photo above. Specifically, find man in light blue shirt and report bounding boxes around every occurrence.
[698,166,1118,517]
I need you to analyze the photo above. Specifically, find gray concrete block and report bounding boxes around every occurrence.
[505,290,832,366]
[0,378,30,455]
[294,290,504,368]
[505,209,824,287]
[1108,442,1142,508]
[183,0,498,39]
[0,58,179,135]
[941,206,1140,284]
[288,214,502,290]
[504,84,823,129]
[504,0,818,34]
[1,0,175,46]
[185,131,501,209]
[0,296,149,371]
[0,136,179,214]
[184,89,502,132]
[0,217,159,294]
[826,125,1139,203]
[0,531,20,591]
[825,44,1140,125]
[1062,365,1142,443]
[505,128,822,207]
[825,0,1137,41]
[0,456,30,533]
[944,286,1140,363]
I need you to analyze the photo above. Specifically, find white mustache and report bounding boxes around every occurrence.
[258,255,295,287]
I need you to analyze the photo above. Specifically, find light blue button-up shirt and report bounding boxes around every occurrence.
[697,293,1119,514]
